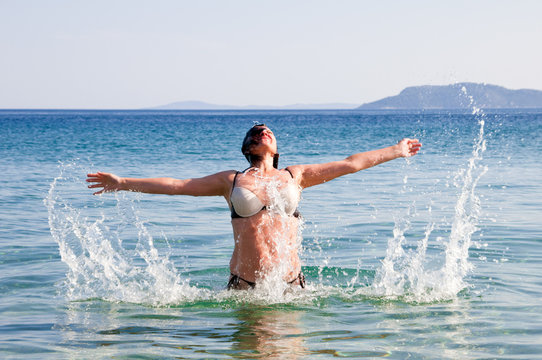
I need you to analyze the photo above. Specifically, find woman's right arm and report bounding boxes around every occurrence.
[86,171,234,197]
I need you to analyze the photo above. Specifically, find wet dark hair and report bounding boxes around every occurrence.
[241,124,279,169]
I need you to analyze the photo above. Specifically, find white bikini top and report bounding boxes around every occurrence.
[230,168,300,218]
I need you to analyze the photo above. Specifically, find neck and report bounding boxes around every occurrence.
[249,153,276,173]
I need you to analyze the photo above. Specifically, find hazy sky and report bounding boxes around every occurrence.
[1,0,541,109]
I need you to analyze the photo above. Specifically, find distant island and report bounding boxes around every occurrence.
[148,83,542,110]
[149,101,360,110]
[358,83,542,110]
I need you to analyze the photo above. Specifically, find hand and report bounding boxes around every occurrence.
[397,138,422,158]
[86,172,123,195]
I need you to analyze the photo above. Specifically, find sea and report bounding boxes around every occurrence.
[1,104,541,359]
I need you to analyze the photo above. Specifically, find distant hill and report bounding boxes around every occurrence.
[149,101,359,110]
[358,83,542,110]
[150,101,237,110]
[148,83,542,110]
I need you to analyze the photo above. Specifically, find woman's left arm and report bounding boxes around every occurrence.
[288,138,421,189]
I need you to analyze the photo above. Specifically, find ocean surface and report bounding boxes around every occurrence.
[1,106,541,359]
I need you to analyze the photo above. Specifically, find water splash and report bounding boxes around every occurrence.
[45,162,205,305]
[443,86,488,294]
[239,171,305,301]
[367,86,488,302]
[45,163,325,306]
[46,100,488,306]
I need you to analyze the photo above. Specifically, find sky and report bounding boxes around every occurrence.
[1,0,541,109]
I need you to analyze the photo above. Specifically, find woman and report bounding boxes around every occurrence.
[87,124,421,290]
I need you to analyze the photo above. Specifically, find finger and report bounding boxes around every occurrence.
[88,172,109,178]
[93,189,104,195]
[86,181,104,185]
[87,173,106,179]
[88,184,104,188]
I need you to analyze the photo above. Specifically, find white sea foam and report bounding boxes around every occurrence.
[363,87,488,302]
[46,164,316,306]
[45,162,206,306]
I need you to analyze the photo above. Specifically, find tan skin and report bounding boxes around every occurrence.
[87,126,421,288]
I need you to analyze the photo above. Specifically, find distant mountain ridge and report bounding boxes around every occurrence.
[149,83,542,110]
[358,83,542,109]
[149,101,359,110]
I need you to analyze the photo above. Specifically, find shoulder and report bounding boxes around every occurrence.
[215,170,238,182]
[169,170,240,197]
[195,170,238,186]
[283,165,302,175]
[283,166,302,182]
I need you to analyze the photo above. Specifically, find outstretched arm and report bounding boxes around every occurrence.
[288,138,421,189]
[86,171,235,197]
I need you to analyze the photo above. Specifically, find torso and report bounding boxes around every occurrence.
[226,168,302,283]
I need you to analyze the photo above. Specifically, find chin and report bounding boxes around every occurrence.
[253,142,275,153]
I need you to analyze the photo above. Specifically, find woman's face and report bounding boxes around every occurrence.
[245,126,277,155]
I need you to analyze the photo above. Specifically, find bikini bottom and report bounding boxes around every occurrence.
[227,272,305,290]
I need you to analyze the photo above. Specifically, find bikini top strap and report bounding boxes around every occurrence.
[230,171,241,198]
[230,167,251,200]
[284,167,294,178]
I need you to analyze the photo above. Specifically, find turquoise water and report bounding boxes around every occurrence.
[1,107,541,359]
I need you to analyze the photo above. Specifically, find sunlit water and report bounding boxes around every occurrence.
[1,107,541,359]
